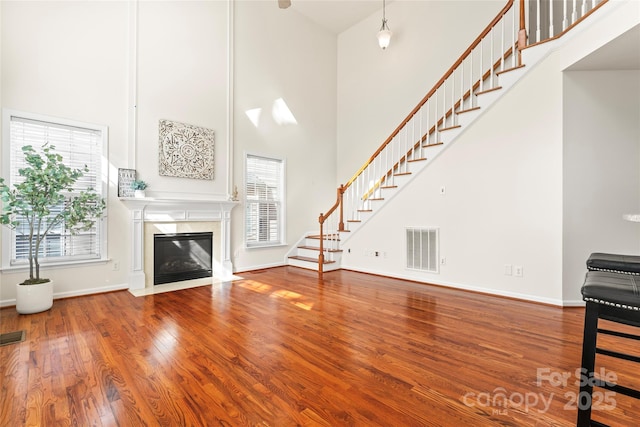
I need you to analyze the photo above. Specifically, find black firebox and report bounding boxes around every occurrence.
[154,232,213,285]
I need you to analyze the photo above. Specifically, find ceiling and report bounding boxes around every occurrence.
[288,0,384,34]
[283,1,639,70]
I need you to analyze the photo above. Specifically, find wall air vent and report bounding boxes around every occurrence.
[406,227,439,273]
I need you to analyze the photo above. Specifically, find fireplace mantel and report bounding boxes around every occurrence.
[120,197,238,290]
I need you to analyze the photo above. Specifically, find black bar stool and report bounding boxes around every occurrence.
[586,252,640,275]
[578,270,640,426]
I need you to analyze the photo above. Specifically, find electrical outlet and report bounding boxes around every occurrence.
[440,257,446,265]
[113,261,119,271]
[504,264,512,276]
[514,265,523,277]
[440,186,446,195]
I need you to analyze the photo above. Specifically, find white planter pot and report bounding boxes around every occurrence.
[134,189,146,198]
[16,280,53,314]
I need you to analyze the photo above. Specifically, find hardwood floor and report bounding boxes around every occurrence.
[1,267,638,426]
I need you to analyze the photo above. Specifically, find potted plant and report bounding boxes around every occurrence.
[0,144,105,314]
[131,179,147,198]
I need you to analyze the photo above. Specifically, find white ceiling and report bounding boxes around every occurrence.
[288,0,384,34]
[283,1,639,71]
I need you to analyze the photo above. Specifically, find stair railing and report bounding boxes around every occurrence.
[317,0,608,276]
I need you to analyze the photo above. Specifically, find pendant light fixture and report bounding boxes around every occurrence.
[377,0,392,50]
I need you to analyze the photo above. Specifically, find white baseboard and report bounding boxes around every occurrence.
[340,264,579,307]
[234,261,285,273]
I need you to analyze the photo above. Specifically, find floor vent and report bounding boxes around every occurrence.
[0,330,26,347]
[406,227,439,273]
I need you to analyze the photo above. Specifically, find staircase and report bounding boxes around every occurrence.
[287,0,609,274]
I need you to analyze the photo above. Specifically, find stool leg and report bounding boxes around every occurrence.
[577,301,600,427]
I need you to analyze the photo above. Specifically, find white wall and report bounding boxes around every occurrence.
[232,1,337,272]
[341,52,566,303]
[136,0,229,199]
[337,0,640,304]
[562,70,640,301]
[0,0,337,304]
[1,1,132,302]
[336,0,503,184]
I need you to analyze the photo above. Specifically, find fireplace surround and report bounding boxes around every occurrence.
[120,198,237,290]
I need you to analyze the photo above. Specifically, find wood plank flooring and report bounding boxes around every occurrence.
[1,267,638,426]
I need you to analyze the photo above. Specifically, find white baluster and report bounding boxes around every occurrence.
[418,105,423,159]
[512,6,516,68]
[460,58,465,112]
[480,39,484,92]
[581,0,586,16]
[563,0,569,30]
[500,18,505,73]
[536,0,541,43]
[434,87,439,142]
[572,0,578,25]
[451,72,456,126]
[490,27,495,88]
[425,98,431,146]
[549,0,555,38]
[470,50,474,106]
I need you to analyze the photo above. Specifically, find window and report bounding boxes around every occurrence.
[2,110,107,268]
[245,153,285,248]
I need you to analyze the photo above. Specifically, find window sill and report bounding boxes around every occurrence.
[0,258,110,274]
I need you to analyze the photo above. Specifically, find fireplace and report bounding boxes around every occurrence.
[154,232,213,285]
[120,198,237,291]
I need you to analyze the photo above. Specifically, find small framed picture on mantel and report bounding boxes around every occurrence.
[118,168,137,198]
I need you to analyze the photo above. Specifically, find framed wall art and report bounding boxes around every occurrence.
[118,168,137,197]
[158,119,215,180]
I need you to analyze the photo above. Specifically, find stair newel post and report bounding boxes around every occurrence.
[518,0,527,66]
[338,185,345,232]
[318,213,325,278]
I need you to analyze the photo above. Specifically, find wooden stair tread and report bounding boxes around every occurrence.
[297,245,342,253]
[394,172,411,176]
[347,219,362,223]
[439,125,461,132]
[288,255,335,264]
[380,185,398,189]
[422,142,444,148]
[457,106,480,114]
[367,198,384,201]
[475,86,502,96]
[496,64,525,75]
[408,158,427,163]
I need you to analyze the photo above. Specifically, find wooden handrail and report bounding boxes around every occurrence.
[319,185,344,226]
[343,0,516,191]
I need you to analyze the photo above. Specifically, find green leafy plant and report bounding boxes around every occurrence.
[0,144,106,285]
[131,180,147,190]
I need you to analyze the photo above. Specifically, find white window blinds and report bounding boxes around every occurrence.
[7,113,105,265]
[245,154,284,248]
